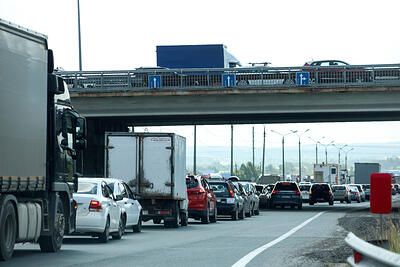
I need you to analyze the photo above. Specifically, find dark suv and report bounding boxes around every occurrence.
[270,182,302,209]
[208,180,244,220]
[309,183,334,205]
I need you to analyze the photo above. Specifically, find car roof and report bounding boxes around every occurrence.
[79,177,107,183]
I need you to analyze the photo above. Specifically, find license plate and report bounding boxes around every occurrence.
[281,195,290,198]
[142,210,148,215]
[317,198,324,201]
[217,199,221,202]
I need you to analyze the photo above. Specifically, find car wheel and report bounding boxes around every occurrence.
[329,201,334,206]
[180,211,188,226]
[133,212,142,232]
[210,207,217,223]
[238,207,245,220]
[153,218,162,224]
[98,217,110,243]
[254,208,260,215]
[357,198,361,203]
[298,204,302,210]
[112,215,125,240]
[309,201,314,206]
[0,200,16,261]
[231,209,239,221]
[346,199,351,204]
[201,204,210,224]
[39,195,65,252]
[340,200,343,203]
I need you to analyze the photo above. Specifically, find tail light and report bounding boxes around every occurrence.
[345,190,348,194]
[355,192,359,195]
[309,190,312,195]
[272,190,279,194]
[247,191,250,196]
[228,186,235,198]
[194,189,205,194]
[89,200,102,212]
[328,190,332,196]
[294,190,300,195]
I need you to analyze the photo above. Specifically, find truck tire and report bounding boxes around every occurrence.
[201,204,210,224]
[180,211,188,226]
[0,201,16,261]
[98,217,110,243]
[165,203,180,228]
[133,212,143,232]
[39,196,65,252]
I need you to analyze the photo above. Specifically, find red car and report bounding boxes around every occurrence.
[186,175,217,224]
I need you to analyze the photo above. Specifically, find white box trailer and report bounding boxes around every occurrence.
[313,164,341,184]
[104,132,188,228]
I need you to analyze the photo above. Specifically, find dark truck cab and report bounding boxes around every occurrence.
[0,19,86,260]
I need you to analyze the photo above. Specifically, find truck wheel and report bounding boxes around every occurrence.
[180,211,188,226]
[98,217,110,243]
[201,204,210,224]
[210,207,217,223]
[0,201,16,261]
[133,212,143,232]
[112,215,125,240]
[39,196,65,252]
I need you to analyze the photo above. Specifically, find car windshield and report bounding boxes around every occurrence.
[348,186,358,191]
[275,183,298,190]
[209,182,231,197]
[186,178,199,189]
[299,185,311,191]
[76,182,97,194]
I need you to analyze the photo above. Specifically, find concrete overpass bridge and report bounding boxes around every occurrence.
[59,64,400,176]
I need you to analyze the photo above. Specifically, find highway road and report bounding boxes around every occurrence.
[9,201,372,267]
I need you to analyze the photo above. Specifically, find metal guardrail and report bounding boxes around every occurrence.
[58,64,400,91]
[345,232,400,266]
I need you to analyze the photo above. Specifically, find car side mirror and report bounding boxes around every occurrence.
[115,195,123,201]
[135,194,141,200]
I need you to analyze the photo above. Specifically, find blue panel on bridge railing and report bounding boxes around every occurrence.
[222,74,236,87]
[149,75,162,89]
[296,72,309,85]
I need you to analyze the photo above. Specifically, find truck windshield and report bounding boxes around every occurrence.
[76,182,97,194]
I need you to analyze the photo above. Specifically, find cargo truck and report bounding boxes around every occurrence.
[313,164,340,184]
[104,132,188,228]
[157,44,241,69]
[0,19,87,260]
[354,163,381,184]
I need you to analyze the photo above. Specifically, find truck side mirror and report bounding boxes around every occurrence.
[48,74,65,95]
[76,117,87,140]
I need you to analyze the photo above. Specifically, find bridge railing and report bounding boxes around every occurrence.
[58,64,400,91]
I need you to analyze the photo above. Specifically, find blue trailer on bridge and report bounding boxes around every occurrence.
[156,44,241,69]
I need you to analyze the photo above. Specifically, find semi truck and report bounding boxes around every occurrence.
[313,164,341,184]
[104,132,188,228]
[0,19,86,260]
[156,44,241,69]
[354,163,381,184]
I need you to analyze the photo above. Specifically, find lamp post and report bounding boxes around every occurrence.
[344,147,354,170]
[77,0,82,71]
[308,136,325,164]
[271,130,293,181]
[333,144,348,167]
[291,129,310,181]
[319,140,334,164]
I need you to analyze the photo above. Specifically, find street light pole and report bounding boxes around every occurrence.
[333,144,348,167]
[77,0,82,71]
[291,129,310,181]
[344,148,354,170]
[271,130,293,181]
[308,136,325,164]
[319,141,334,164]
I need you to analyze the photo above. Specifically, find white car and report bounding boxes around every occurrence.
[73,178,124,243]
[105,179,143,233]
[299,184,311,202]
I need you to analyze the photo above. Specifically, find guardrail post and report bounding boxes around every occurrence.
[127,71,131,88]
[101,72,104,88]
[343,67,347,84]
[207,70,210,87]
[74,73,78,88]
[261,68,264,85]
[180,70,183,88]
[371,66,375,83]
[316,70,319,84]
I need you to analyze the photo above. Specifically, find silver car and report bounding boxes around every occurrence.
[347,185,361,203]
[299,184,311,203]
[331,185,351,203]
[239,182,260,215]
[73,178,124,243]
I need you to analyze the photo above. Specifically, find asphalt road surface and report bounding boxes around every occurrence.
[9,201,372,267]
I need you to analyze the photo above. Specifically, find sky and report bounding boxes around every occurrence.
[2,0,400,151]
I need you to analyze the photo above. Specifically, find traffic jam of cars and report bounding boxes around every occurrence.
[71,173,379,243]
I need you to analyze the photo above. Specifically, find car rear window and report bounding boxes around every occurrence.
[362,185,370,189]
[76,182,97,194]
[312,184,330,191]
[274,183,298,191]
[332,186,346,190]
[186,178,199,189]
[299,185,311,191]
[209,182,231,197]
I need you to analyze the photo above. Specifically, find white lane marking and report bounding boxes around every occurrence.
[232,211,326,267]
